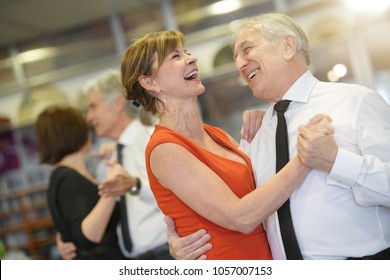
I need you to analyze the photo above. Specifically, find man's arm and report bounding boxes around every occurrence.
[56,232,77,260]
[164,216,212,260]
[328,93,390,206]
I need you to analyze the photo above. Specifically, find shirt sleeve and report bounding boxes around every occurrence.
[123,142,159,206]
[137,177,159,206]
[327,92,390,207]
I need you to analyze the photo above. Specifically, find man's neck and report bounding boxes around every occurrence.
[112,117,133,140]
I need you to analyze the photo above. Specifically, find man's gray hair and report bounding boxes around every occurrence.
[82,69,140,118]
[229,13,310,65]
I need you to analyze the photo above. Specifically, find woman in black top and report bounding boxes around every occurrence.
[35,105,124,260]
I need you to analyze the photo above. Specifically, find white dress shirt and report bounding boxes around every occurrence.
[240,71,390,259]
[116,119,167,258]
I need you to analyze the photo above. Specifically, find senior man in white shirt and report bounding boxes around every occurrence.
[164,13,390,260]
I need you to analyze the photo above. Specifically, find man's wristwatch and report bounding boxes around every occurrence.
[129,177,141,195]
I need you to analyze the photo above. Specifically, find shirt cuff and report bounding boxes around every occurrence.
[327,148,363,188]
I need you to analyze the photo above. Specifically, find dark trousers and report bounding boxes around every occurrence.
[347,247,390,260]
[132,243,173,260]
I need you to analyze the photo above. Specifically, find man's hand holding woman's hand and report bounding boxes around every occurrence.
[297,113,338,173]
[98,161,137,197]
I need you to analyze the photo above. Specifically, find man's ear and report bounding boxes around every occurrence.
[282,35,297,61]
[139,75,158,92]
[115,95,127,113]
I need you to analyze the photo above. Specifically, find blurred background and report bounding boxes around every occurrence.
[0,0,389,259]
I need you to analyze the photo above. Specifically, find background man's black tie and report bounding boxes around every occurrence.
[116,143,133,252]
[274,100,303,260]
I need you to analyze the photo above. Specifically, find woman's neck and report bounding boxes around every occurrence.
[159,101,206,141]
[56,151,95,183]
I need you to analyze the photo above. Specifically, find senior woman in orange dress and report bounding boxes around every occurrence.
[120,30,328,259]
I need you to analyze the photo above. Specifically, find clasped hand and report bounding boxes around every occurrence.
[97,160,137,198]
[297,113,338,173]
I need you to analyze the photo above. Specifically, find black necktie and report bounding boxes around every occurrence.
[117,143,133,252]
[274,100,303,260]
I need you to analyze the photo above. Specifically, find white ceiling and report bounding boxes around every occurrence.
[0,0,160,48]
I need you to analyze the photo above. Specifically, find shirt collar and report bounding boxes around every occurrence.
[117,118,142,146]
[283,70,318,103]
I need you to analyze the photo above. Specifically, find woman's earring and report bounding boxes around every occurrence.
[160,91,167,104]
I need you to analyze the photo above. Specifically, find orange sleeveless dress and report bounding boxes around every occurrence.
[146,124,272,260]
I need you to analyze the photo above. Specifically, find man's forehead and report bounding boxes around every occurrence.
[234,36,254,54]
[234,38,248,49]
[236,27,265,45]
[234,27,255,45]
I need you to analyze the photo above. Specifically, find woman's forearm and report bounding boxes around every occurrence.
[81,197,116,243]
[229,156,311,233]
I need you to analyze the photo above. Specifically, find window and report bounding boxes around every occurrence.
[363,21,390,103]
[121,3,165,42]
[0,47,15,85]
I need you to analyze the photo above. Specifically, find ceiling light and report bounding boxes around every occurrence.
[343,0,390,15]
[333,64,347,78]
[327,70,339,82]
[17,48,58,64]
[208,0,242,15]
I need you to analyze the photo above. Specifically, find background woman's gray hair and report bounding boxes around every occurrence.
[228,13,310,65]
